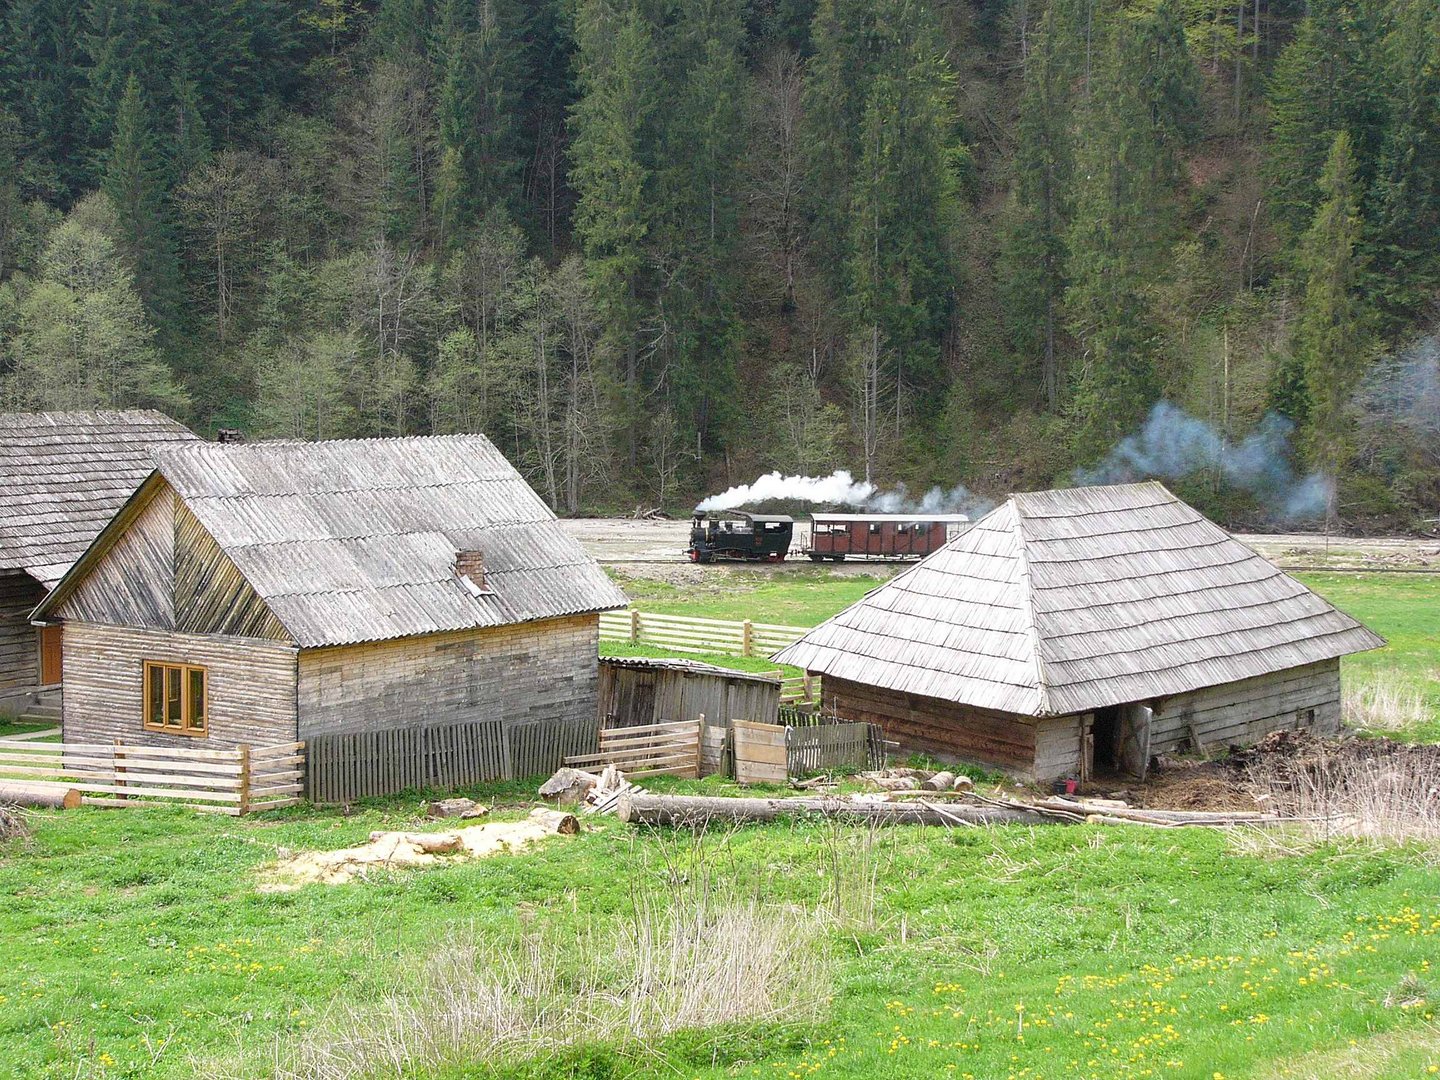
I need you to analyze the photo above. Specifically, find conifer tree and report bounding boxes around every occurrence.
[569,0,657,470]
[1064,19,1167,459]
[999,5,1072,412]
[3,0,88,197]
[103,74,180,337]
[434,0,525,244]
[1293,130,1369,472]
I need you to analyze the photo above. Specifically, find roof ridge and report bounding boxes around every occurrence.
[1008,496,1053,716]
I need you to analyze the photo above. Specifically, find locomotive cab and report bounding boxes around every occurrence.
[687,511,793,563]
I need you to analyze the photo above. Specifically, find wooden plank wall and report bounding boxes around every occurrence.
[823,676,1041,774]
[61,622,300,748]
[60,487,176,630]
[297,616,601,739]
[598,663,780,729]
[0,571,45,694]
[1149,659,1342,753]
[732,720,787,784]
[173,501,290,641]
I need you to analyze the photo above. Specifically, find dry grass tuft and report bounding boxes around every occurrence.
[255,830,836,1080]
[1343,669,1432,733]
[0,803,27,841]
[1245,741,1440,847]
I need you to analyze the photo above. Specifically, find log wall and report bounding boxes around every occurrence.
[296,614,601,739]
[1149,659,1342,753]
[61,622,299,747]
[823,676,1061,776]
[0,571,45,696]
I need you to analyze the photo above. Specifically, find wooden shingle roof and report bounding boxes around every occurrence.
[75,434,628,648]
[773,482,1384,717]
[0,410,198,586]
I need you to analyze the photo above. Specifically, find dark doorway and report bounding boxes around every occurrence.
[1090,705,1120,772]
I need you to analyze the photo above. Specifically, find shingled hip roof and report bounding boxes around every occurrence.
[0,410,198,586]
[140,434,627,648]
[773,482,1385,717]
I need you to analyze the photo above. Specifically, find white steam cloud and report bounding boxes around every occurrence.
[1357,335,1440,440]
[1074,401,1332,521]
[695,469,993,517]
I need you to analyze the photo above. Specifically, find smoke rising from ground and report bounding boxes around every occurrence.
[695,470,993,517]
[1357,335,1440,439]
[1074,402,1332,521]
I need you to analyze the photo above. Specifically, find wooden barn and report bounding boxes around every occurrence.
[0,411,197,714]
[774,482,1385,781]
[31,435,629,751]
[598,656,780,729]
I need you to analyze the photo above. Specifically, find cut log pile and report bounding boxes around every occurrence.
[612,790,1290,830]
[539,764,647,816]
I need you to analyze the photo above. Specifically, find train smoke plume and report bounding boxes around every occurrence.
[1075,401,1331,520]
[695,470,992,517]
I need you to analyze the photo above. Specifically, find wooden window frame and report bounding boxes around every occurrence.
[142,661,209,737]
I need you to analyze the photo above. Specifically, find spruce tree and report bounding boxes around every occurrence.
[434,0,525,244]
[103,74,180,340]
[999,5,1072,412]
[1366,0,1440,321]
[1293,130,1370,473]
[569,0,658,471]
[1064,19,1168,459]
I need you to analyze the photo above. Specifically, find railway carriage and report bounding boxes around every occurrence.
[804,513,970,561]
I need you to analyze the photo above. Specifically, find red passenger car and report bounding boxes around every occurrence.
[803,513,970,561]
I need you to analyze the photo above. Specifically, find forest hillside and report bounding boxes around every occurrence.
[0,0,1437,528]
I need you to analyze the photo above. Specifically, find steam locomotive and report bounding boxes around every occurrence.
[687,511,794,562]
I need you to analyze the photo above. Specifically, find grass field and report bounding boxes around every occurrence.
[2,569,1437,1079]
[2,797,1439,1080]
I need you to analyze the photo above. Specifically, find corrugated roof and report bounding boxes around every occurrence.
[773,482,1385,716]
[146,435,628,647]
[600,656,781,684]
[0,410,199,586]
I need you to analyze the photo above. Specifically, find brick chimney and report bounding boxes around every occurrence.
[455,550,490,594]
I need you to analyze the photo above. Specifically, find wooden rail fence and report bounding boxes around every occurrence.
[565,720,701,778]
[306,716,598,804]
[0,739,303,814]
[600,609,808,659]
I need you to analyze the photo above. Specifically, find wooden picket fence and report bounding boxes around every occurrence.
[565,719,701,779]
[0,739,304,814]
[786,722,883,774]
[306,715,598,804]
[599,609,808,659]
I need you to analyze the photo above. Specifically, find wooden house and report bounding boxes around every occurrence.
[0,411,197,713]
[598,656,780,728]
[31,435,629,749]
[774,482,1384,781]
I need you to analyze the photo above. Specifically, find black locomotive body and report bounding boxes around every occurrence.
[687,511,793,562]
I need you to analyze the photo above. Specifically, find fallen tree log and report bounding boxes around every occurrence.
[0,782,81,809]
[617,792,1056,828]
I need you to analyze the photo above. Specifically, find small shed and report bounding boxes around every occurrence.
[0,411,197,710]
[598,656,780,729]
[31,435,629,758]
[774,482,1385,781]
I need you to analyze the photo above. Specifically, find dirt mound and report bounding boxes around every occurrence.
[1231,728,1440,774]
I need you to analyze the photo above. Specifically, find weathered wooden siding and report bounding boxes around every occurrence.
[0,571,45,694]
[598,662,780,728]
[1150,659,1341,753]
[60,488,175,630]
[1033,714,1085,780]
[62,622,299,747]
[296,614,600,739]
[824,676,1046,775]
[173,501,290,641]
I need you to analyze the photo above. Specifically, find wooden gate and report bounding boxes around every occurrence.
[38,626,62,686]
